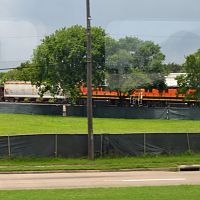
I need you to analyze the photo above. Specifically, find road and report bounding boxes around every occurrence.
[0,171,200,190]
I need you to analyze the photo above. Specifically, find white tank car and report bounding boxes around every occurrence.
[4,81,66,100]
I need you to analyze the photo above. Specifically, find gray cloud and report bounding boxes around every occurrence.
[2,0,200,27]
[0,0,200,68]
[0,0,86,29]
[93,0,200,25]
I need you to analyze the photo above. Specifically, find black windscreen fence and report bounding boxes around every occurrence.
[0,103,63,115]
[57,135,88,157]
[103,134,145,156]
[145,133,189,155]
[187,134,200,153]
[0,133,200,158]
[10,135,56,157]
[0,136,9,157]
[1,103,200,120]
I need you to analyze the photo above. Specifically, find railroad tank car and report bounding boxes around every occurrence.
[0,86,4,101]
[3,81,66,102]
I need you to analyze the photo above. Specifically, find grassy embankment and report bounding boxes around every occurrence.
[0,186,200,200]
[0,113,200,135]
[0,154,200,171]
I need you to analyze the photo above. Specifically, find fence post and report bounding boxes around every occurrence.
[62,105,67,116]
[100,134,103,157]
[166,107,169,120]
[144,133,146,155]
[186,133,191,153]
[7,136,11,158]
[55,134,58,157]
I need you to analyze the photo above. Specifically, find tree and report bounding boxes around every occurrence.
[2,29,167,105]
[2,62,36,83]
[106,69,150,101]
[177,49,200,99]
[164,62,184,73]
[106,49,150,97]
[0,72,6,85]
[30,25,106,102]
[105,37,166,104]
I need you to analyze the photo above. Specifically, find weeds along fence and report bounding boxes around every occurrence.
[1,103,200,120]
[0,133,200,158]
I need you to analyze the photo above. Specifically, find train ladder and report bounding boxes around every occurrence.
[138,90,143,106]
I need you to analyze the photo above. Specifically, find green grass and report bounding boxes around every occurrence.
[0,154,200,171]
[0,186,200,200]
[0,114,200,135]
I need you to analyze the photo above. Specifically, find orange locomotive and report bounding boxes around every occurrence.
[79,86,196,107]
[80,73,197,107]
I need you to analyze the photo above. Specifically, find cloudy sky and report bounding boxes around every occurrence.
[0,0,200,69]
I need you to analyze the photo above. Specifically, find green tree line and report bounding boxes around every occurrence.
[1,25,198,102]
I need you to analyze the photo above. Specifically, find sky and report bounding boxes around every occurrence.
[0,0,200,69]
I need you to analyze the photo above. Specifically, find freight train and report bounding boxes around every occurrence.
[0,73,198,107]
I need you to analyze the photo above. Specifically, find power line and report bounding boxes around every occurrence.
[0,35,45,39]
[0,33,199,40]
[0,67,17,71]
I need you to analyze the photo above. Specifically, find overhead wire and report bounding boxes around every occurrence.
[0,32,199,39]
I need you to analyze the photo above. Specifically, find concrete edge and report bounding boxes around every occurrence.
[178,165,200,171]
[0,167,178,174]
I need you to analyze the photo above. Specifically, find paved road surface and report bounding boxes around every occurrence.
[0,171,200,190]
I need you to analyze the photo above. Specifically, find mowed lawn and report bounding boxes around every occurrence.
[0,114,200,135]
[1,154,200,171]
[0,186,200,200]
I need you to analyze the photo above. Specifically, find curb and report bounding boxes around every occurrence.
[0,167,178,174]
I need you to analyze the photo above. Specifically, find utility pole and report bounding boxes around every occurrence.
[86,0,94,160]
